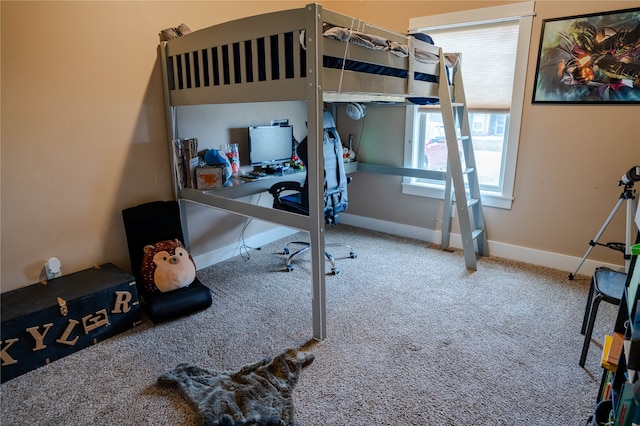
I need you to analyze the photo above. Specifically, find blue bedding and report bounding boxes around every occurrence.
[168,28,443,107]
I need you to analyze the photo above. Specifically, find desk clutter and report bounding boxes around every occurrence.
[172,122,306,190]
[173,118,358,192]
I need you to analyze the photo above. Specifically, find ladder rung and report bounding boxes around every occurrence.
[467,198,480,207]
[471,228,484,240]
[463,167,475,175]
[424,102,466,109]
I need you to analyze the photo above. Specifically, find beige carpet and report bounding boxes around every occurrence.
[0,225,614,425]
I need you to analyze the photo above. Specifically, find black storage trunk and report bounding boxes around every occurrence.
[1,263,142,383]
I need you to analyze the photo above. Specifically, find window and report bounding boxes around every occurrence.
[404,2,535,209]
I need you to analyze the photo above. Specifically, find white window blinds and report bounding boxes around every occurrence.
[425,20,519,110]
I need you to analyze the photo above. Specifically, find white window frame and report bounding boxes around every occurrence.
[403,2,535,210]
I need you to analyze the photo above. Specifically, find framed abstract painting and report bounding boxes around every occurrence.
[532,8,640,104]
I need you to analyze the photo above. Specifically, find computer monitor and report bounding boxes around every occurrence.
[248,125,294,167]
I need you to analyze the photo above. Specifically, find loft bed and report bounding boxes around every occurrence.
[161,5,453,105]
[159,3,462,341]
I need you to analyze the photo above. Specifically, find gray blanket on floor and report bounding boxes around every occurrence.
[158,348,314,426]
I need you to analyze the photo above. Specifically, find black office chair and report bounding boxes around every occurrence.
[122,200,213,323]
[269,110,357,274]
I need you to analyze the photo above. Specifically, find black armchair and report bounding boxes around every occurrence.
[269,110,357,274]
[122,201,213,323]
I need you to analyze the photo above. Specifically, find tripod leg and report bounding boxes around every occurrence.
[569,198,624,279]
[624,197,638,273]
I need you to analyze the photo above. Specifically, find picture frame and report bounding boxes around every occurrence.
[532,7,640,104]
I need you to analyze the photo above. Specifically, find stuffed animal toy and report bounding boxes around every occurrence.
[140,239,196,293]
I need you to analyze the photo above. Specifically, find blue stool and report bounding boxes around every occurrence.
[579,267,627,367]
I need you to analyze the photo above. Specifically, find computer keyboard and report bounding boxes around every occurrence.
[239,172,267,180]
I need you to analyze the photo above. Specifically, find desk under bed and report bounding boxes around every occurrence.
[159,3,474,340]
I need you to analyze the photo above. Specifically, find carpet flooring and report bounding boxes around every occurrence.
[0,225,615,425]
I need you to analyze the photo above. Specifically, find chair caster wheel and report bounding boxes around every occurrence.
[286,265,294,272]
[283,248,290,255]
[330,268,340,275]
[350,252,358,259]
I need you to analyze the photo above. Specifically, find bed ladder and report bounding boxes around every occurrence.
[438,53,489,270]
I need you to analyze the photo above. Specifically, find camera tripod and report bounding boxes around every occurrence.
[568,180,637,280]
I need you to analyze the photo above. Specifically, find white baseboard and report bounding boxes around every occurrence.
[193,213,624,278]
[192,227,298,270]
[339,213,624,278]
